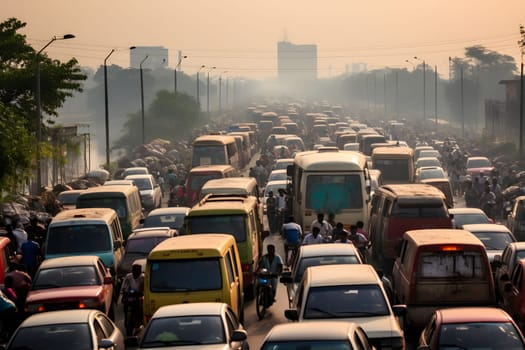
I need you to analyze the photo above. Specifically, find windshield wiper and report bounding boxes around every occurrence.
[437,343,468,350]
[305,307,339,317]
[33,283,61,290]
[143,339,204,346]
[336,310,389,317]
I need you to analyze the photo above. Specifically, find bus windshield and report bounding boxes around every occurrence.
[374,159,410,182]
[192,145,226,166]
[305,174,363,212]
[188,215,247,242]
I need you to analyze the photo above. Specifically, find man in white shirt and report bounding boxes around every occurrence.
[311,213,333,239]
[302,227,324,245]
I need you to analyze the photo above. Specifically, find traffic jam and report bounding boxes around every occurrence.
[3,104,525,350]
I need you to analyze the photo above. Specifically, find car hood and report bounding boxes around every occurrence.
[26,285,104,303]
[303,315,402,339]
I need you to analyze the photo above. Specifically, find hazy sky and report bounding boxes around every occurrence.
[4,0,525,79]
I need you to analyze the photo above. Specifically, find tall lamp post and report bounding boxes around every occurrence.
[104,46,135,168]
[196,65,206,106]
[207,66,216,113]
[36,34,75,193]
[174,55,187,93]
[414,56,426,120]
[518,25,524,158]
[139,55,149,145]
[219,71,228,111]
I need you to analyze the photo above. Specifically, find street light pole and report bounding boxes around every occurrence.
[219,71,227,111]
[174,55,187,93]
[196,65,206,107]
[207,66,216,113]
[435,65,438,133]
[415,57,426,120]
[461,66,465,138]
[139,55,149,145]
[35,34,75,193]
[103,49,115,168]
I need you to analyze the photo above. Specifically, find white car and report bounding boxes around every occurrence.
[285,264,406,350]
[132,302,248,349]
[125,174,162,211]
[267,169,289,182]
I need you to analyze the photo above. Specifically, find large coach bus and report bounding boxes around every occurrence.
[191,135,239,170]
[288,148,371,232]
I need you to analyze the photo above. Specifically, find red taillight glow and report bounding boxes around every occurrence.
[441,246,460,251]
[242,263,251,272]
[78,302,87,309]
[38,305,44,312]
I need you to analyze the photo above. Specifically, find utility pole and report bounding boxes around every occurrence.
[519,25,524,159]
[435,65,438,133]
[461,66,465,138]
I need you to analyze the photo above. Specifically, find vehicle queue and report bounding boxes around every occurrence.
[3,104,525,349]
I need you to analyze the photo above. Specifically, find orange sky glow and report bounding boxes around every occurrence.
[4,0,525,79]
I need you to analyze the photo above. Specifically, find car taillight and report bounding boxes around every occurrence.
[242,263,252,272]
[26,304,44,313]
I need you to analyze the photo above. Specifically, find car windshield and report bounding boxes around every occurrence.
[189,173,222,190]
[149,258,222,292]
[304,284,389,319]
[439,322,524,349]
[453,214,489,228]
[46,224,111,254]
[131,178,153,191]
[416,159,440,168]
[262,341,352,350]
[141,315,225,347]
[188,215,246,242]
[57,193,81,205]
[126,237,169,254]
[9,323,92,349]
[467,158,491,168]
[143,214,185,229]
[418,168,445,180]
[471,232,515,250]
[295,255,360,283]
[33,266,100,289]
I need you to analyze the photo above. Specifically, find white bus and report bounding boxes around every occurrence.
[288,148,371,232]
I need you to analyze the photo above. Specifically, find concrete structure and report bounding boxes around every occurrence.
[277,41,317,84]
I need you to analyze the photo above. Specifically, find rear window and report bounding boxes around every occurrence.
[304,284,389,319]
[189,173,222,190]
[418,251,488,280]
[373,159,410,182]
[392,203,447,218]
[149,258,222,292]
[77,197,127,219]
[47,224,111,254]
[295,255,360,282]
[188,215,246,242]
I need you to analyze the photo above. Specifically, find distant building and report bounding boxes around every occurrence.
[352,63,367,74]
[484,79,523,144]
[130,46,168,69]
[277,41,317,83]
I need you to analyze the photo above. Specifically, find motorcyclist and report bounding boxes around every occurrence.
[120,263,144,334]
[257,244,283,302]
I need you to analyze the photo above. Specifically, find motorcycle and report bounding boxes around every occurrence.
[255,269,276,320]
[122,289,143,336]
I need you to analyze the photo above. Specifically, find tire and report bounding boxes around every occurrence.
[255,287,266,320]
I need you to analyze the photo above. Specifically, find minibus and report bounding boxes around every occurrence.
[76,185,143,240]
[185,165,238,206]
[392,229,496,327]
[368,184,453,270]
[144,234,244,323]
[371,146,415,184]
[191,135,239,170]
[184,194,262,296]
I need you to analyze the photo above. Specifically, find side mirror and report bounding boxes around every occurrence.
[392,304,407,317]
[99,339,115,349]
[113,241,122,250]
[103,276,113,285]
[231,329,247,342]
[284,309,299,321]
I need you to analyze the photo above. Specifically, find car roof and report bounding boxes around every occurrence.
[152,302,226,318]
[265,321,360,341]
[19,309,100,327]
[306,264,379,285]
[125,174,154,180]
[57,189,85,195]
[437,307,514,324]
[299,243,359,258]
[129,227,176,239]
[449,208,487,215]
[39,255,102,269]
[147,207,190,216]
[462,223,512,233]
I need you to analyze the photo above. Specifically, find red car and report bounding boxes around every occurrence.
[500,258,525,331]
[25,255,114,319]
[466,156,494,177]
[419,307,525,349]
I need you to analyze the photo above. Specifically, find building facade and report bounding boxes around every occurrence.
[277,41,317,84]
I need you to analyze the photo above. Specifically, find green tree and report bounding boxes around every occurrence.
[0,18,86,191]
[113,90,202,153]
